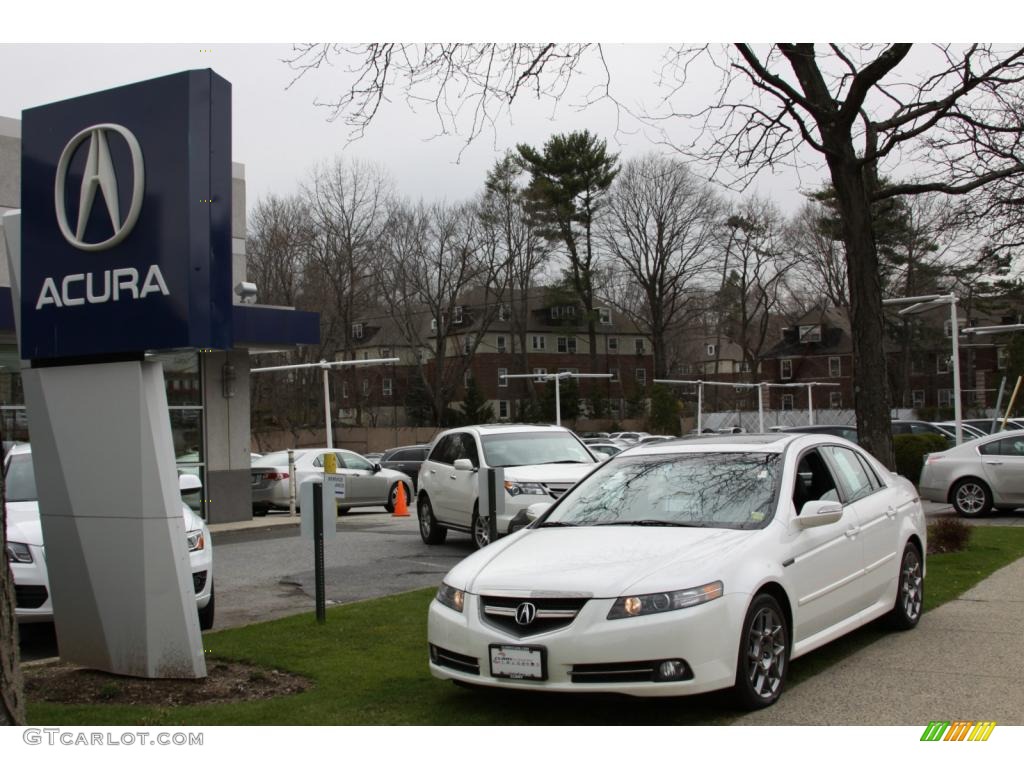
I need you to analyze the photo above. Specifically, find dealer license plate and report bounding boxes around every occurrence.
[489,644,547,680]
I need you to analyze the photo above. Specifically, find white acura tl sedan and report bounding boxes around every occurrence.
[427,433,926,708]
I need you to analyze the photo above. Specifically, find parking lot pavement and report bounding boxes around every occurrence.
[738,555,1024,725]
[922,500,1024,526]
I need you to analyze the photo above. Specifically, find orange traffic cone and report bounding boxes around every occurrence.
[393,481,410,517]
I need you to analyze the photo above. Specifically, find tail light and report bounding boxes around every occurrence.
[264,471,289,480]
[924,454,940,464]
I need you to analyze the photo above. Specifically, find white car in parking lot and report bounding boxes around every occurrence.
[417,425,599,548]
[427,433,926,707]
[4,444,215,628]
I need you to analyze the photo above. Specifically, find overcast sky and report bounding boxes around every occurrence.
[0,5,1006,224]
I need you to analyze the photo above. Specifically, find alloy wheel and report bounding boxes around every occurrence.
[473,513,491,549]
[746,605,787,700]
[955,482,987,516]
[899,549,923,623]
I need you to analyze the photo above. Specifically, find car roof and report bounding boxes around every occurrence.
[443,424,571,436]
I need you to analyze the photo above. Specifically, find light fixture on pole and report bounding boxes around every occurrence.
[883,293,963,445]
[252,357,399,448]
[503,371,613,426]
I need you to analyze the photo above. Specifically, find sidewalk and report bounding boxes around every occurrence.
[739,556,1024,725]
[208,514,301,534]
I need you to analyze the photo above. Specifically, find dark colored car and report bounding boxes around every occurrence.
[781,425,859,443]
[379,444,430,491]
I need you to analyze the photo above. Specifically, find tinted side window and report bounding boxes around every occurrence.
[855,452,884,490]
[792,449,841,514]
[341,452,373,471]
[389,449,412,462]
[429,436,457,465]
[460,434,480,467]
[985,437,1024,457]
[823,446,875,502]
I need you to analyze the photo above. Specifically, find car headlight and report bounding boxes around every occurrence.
[435,582,465,613]
[504,480,547,497]
[5,541,33,564]
[607,580,723,620]
[186,530,205,553]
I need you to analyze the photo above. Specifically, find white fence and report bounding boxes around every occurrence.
[700,409,857,433]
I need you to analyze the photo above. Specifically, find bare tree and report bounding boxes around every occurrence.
[480,153,549,412]
[602,154,721,378]
[786,201,849,310]
[288,43,1024,465]
[378,200,506,424]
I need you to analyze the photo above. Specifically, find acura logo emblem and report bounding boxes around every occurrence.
[54,123,145,252]
[515,602,537,626]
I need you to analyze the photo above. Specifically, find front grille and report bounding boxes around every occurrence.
[430,644,480,675]
[544,483,573,499]
[192,570,208,594]
[480,595,588,638]
[570,660,693,684]
[15,585,48,609]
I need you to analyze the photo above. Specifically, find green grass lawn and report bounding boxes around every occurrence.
[27,526,1024,726]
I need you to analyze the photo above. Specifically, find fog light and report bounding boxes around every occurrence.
[656,659,689,682]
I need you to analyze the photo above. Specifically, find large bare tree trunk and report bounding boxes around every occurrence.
[1,438,26,725]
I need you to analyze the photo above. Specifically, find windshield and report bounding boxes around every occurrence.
[481,432,595,468]
[4,453,37,502]
[544,452,780,529]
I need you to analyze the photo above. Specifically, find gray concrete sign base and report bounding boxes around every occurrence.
[22,362,207,679]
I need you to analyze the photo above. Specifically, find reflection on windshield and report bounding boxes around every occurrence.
[482,432,594,468]
[4,454,37,502]
[546,452,780,529]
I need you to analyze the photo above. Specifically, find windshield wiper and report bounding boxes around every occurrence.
[536,521,577,528]
[537,459,590,464]
[593,520,704,527]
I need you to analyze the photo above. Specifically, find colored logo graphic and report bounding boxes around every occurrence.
[920,721,996,741]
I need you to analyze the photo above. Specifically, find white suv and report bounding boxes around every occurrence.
[417,424,599,548]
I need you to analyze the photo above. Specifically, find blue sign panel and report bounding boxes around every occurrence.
[20,70,232,360]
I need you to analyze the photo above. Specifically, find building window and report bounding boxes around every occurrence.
[533,368,547,383]
[430,317,438,331]
[599,307,612,325]
[498,368,508,388]
[998,346,1008,370]
[829,357,841,378]
[798,325,822,343]
[635,368,646,384]
[679,363,692,375]
[943,318,966,338]
[607,336,618,353]
[635,339,646,354]
[352,323,363,339]
[706,343,716,357]
[937,355,951,374]
[463,335,474,354]
[912,390,925,408]
[362,379,369,395]
[496,335,507,353]
[557,336,577,354]
[453,305,464,324]
[829,391,841,409]
[550,306,560,319]
[341,381,349,399]
[382,378,393,397]
[498,400,509,419]
[532,335,546,351]
[609,368,619,383]
[781,358,793,380]
[781,394,794,411]
[380,347,391,359]
[938,389,953,407]
[738,361,752,373]
[498,304,510,321]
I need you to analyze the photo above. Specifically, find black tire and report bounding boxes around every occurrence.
[417,494,447,545]
[198,583,215,631]
[950,477,992,517]
[471,506,492,550]
[888,543,924,630]
[253,507,267,518]
[733,593,789,710]
[386,482,412,515]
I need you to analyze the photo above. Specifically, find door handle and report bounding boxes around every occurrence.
[449,474,458,480]
[844,528,859,539]
[984,460,1003,466]
[886,507,897,519]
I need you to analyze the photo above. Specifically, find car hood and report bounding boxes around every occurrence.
[502,463,597,484]
[5,500,205,545]
[5,501,43,546]
[451,525,756,599]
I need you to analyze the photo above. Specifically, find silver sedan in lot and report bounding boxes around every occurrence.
[251,448,413,515]
[918,429,1024,517]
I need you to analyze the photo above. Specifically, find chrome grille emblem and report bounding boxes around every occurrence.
[515,602,537,626]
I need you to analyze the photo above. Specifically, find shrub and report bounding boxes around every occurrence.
[893,433,949,485]
[928,517,973,554]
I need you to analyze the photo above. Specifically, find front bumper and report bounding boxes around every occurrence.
[427,590,748,697]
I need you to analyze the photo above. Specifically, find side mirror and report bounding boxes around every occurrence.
[526,501,551,522]
[373,463,382,474]
[453,458,476,472]
[178,473,202,494]
[796,500,843,529]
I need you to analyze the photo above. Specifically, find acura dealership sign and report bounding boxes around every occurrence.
[20,70,232,360]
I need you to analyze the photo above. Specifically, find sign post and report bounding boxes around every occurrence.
[300,477,340,624]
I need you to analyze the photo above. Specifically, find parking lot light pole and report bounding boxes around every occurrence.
[252,357,399,448]
[883,293,963,445]
[502,372,613,426]
[655,379,767,432]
